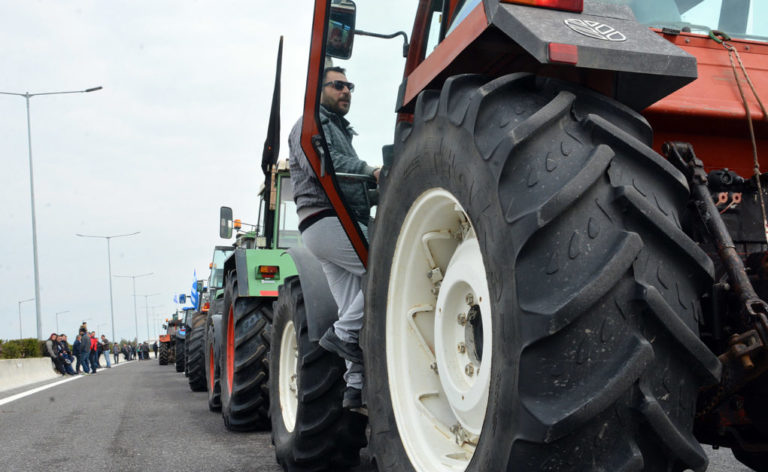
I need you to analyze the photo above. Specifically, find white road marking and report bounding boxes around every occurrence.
[0,376,82,406]
[0,360,137,406]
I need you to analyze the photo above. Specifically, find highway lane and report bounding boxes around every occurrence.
[0,360,288,471]
[0,360,754,471]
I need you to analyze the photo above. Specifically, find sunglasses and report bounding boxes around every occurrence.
[323,80,355,92]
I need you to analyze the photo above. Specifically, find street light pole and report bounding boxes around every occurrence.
[76,231,140,342]
[1,86,102,339]
[114,273,153,343]
[138,293,160,341]
[55,310,70,333]
[17,298,35,339]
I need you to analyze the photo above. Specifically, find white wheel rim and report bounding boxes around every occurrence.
[387,188,492,471]
[278,320,298,432]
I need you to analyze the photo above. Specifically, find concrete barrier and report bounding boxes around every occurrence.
[0,358,59,393]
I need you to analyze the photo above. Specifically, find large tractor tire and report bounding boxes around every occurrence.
[220,270,271,431]
[175,338,185,373]
[269,276,367,470]
[158,342,169,365]
[184,333,190,376]
[205,313,223,411]
[362,74,722,472]
[187,311,208,392]
[168,340,176,364]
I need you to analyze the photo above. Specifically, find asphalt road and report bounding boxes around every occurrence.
[0,360,755,472]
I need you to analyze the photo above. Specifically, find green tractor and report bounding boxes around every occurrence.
[213,157,301,431]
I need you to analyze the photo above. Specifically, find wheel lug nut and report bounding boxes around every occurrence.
[465,294,474,305]
[457,313,467,326]
[457,342,466,354]
[465,363,475,377]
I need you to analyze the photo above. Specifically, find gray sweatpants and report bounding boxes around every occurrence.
[302,216,365,389]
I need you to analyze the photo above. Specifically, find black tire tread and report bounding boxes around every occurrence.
[158,342,169,366]
[187,323,206,391]
[366,73,718,472]
[205,312,222,412]
[220,270,271,431]
[270,276,366,471]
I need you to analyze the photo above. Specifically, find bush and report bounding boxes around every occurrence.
[0,338,45,359]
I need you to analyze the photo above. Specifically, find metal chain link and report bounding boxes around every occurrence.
[712,30,768,244]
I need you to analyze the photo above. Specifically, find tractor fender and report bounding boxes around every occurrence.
[484,0,697,110]
[223,247,252,298]
[287,247,339,343]
[404,0,697,112]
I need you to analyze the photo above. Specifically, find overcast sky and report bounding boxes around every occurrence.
[0,1,313,342]
[0,0,416,343]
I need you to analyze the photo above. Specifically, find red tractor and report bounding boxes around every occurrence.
[259,1,768,470]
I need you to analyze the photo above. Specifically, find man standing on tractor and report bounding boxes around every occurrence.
[289,66,379,409]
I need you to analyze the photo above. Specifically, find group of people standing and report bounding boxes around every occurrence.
[44,321,159,375]
[119,342,153,360]
[71,326,113,374]
[44,322,115,376]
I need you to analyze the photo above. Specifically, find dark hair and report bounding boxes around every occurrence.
[323,66,346,83]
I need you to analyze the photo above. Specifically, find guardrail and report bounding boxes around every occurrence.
[0,358,58,393]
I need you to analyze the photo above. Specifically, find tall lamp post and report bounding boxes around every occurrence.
[151,307,164,339]
[114,273,153,343]
[55,310,70,333]
[1,86,102,339]
[138,293,160,341]
[76,231,140,341]
[17,298,35,339]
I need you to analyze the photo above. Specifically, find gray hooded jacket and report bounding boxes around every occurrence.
[289,105,376,225]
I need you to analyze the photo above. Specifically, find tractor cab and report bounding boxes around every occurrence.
[219,160,301,251]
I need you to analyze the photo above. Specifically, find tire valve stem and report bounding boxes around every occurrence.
[430,362,439,374]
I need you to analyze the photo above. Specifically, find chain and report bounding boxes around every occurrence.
[711,31,768,243]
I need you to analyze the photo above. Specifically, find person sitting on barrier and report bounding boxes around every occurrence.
[45,333,67,375]
[57,334,76,375]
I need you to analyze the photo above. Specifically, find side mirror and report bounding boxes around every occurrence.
[196,280,204,293]
[178,294,187,304]
[327,0,356,60]
[220,206,233,239]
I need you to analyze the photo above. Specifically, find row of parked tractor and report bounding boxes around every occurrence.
[157,159,364,470]
[154,1,768,471]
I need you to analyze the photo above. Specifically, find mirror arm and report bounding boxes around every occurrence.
[354,29,410,57]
